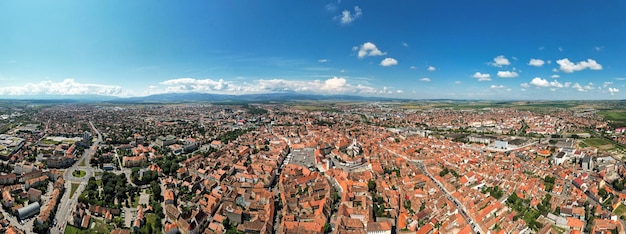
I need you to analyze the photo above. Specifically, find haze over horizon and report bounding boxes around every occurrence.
[1,0,625,100]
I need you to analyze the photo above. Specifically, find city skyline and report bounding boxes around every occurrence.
[1,0,625,100]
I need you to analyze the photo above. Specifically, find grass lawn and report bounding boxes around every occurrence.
[72,170,86,178]
[614,203,626,216]
[42,139,60,145]
[64,224,83,234]
[582,138,615,149]
[132,193,140,207]
[90,219,111,233]
[145,213,160,231]
[70,183,80,198]
[63,220,113,234]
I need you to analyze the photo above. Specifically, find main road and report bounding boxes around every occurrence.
[51,121,103,234]
[380,144,482,234]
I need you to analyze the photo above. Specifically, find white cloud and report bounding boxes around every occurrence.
[472,72,491,81]
[409,66,416,70]
[572,83,584,92]
[520,83,530,88]
[402,42,408,47]
[337,6,362,25]
[556,58,603,73]
[0,78,123,96]
[320,77,347,91]
[420,78,431,82]
[603,81,613,88]
[529,78,564,89]
[489,55,510,67]
[354,42,386,58]
[455,81,462,84]
[550,74,560,78]
[609,87,620,95]
[427,66,436,71]
[538,46,545,51]
[528,59,545,67]
[325,3,337,12]
[158,77,378,95]
[490,85,504,89]
[396,90,404,93]
[497,71,519,78]
[571,83,595,92]
[558,47,563,52]
[318,59,328,63]
[594,46,604,51]
[160,78,231,91]
[616,78,626,81]
[380,58,398,67]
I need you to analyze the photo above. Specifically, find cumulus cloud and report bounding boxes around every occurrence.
[490,85,504,89]
[550,74,560,78]
[556,58,603,73]
[570,83,596,92]
[603,81,613,88]
[609,87,619,95]
[489,55,510,67]
[0,78,123,96]
[528,59,545,67]
[427,66,436,71]
[160,78,232,92]
[529,77,564,88]
[420,78,431,82]
[354,42,386,58]
[380,58,398,67]
[158,77,378,95]
[472,72,491,81]
[337,6,362,25]
[497,71,519,78]
[572,83,585,92]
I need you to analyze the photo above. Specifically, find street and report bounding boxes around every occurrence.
[380,144,482,234]
[51,121,103,234]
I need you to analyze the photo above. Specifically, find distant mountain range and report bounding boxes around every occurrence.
[0,92,407,103]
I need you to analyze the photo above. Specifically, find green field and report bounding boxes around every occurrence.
[599,110,626,128]
[583,138,615,148]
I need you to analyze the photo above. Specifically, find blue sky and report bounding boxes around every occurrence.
[0,0,625,99]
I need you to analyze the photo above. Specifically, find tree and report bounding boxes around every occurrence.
[368,180,376,192]
[323,223,331,233]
